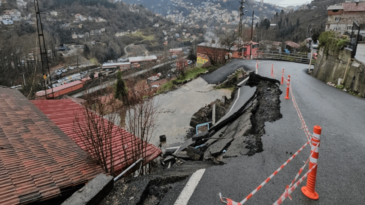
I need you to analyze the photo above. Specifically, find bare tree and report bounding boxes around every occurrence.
[73,89,122,176]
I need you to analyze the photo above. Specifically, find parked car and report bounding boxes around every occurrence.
[151,85,159,88]
[62,68,68,73]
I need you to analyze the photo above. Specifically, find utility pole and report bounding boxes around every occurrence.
[250,11,254,59]
[239,0,245,37]
[34,0,53,98]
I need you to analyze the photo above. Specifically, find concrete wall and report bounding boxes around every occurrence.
[313,46,365,97]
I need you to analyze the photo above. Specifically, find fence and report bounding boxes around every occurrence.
[252,50,314,64]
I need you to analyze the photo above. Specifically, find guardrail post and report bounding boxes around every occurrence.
[301,125,321,200]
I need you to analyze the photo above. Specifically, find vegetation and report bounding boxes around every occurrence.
[174,67,207,83]
[318,31,349,56]
[114,70,128,104]
[129,31,155,41]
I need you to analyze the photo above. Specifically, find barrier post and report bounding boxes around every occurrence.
[256,60,258,74]
[301,125,321,200]
[281,69,284,85]
[271,64,274,77]
[285,75,290,100]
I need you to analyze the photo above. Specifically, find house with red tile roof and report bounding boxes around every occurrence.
[31,99,162,175]
[0,87,104,205]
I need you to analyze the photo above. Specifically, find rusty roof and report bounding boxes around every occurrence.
[32,99,162,174]
[285,41,300,49]
[0,88,104,205]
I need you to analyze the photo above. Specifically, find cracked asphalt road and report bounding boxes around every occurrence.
[185,60,365,205]
[201,59,257,84]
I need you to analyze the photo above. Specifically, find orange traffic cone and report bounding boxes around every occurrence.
[301,126,321,200]
[285,75,290,100]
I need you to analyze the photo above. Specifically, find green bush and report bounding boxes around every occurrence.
[318,31,349,56]
[335,84,344,89]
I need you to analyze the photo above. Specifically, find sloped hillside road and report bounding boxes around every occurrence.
[179,60,365,205]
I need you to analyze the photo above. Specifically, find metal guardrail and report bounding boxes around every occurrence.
[252,51,314,64]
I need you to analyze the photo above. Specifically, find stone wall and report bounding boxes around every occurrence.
[313,45,365,97]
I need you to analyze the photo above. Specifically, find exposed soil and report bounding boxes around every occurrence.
[245,81,282,156]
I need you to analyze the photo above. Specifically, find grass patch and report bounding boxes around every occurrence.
[156,81,175,95]
[89,58,99,65]
[175,67,208,83]
[130,31,154,41]
[216,85,235,92]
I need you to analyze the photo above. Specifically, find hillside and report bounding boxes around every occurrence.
[255,0,347,43]
[0,0,205,87]
[121,0,282,27]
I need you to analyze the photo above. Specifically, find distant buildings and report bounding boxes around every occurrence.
[326,2,365,34]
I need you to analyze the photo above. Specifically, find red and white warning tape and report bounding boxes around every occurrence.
[219,141,310,204]
[218,68,316,205]
[288,79,312,142]
[272,164,317,205]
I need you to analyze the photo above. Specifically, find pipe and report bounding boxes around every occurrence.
[114,158,143,181]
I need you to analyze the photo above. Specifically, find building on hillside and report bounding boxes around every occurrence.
[16,0,27,8]
[50,11,58,16]
[0,87,104,205]
[2,19,13,25]
[170,48,183,55]
[326,2,365,35]
[197,41,259,66]
[285,41,300,52]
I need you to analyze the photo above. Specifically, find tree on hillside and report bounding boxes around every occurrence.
[84,44,91,58]
[114,70,128,104]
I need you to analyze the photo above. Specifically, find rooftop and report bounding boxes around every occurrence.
[32,99,162,174]
[0,87,103,205]
[128,55,157,63]
[343,2,365,12]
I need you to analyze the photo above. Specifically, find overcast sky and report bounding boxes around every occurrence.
[261,0,311,7]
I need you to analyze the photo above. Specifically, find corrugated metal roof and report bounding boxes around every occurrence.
[327,4,343,10]
[0,88,104,205]
[343,2,365,11]
[32,99,161,174]
[128,55,157,62]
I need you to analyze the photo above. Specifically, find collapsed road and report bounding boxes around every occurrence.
[100,71,283,205]
[102,60,365,205]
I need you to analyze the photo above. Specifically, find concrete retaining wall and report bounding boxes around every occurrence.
[313,46,365,97]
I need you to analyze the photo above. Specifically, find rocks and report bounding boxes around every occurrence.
[189,99,231,128]
[207,137,234,157]
[192,131,209,141]
[186,146,203,161]
[173,151,190,160]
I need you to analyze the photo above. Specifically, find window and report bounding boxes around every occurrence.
[347,26,352,30]
[335,17,341,22]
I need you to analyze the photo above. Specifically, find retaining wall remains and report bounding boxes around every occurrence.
[313,45,365,97]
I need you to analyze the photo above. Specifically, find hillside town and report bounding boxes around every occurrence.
[0,0,365,205]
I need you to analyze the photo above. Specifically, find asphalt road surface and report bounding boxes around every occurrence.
[180,60,365,205]
[201,59,257,84]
